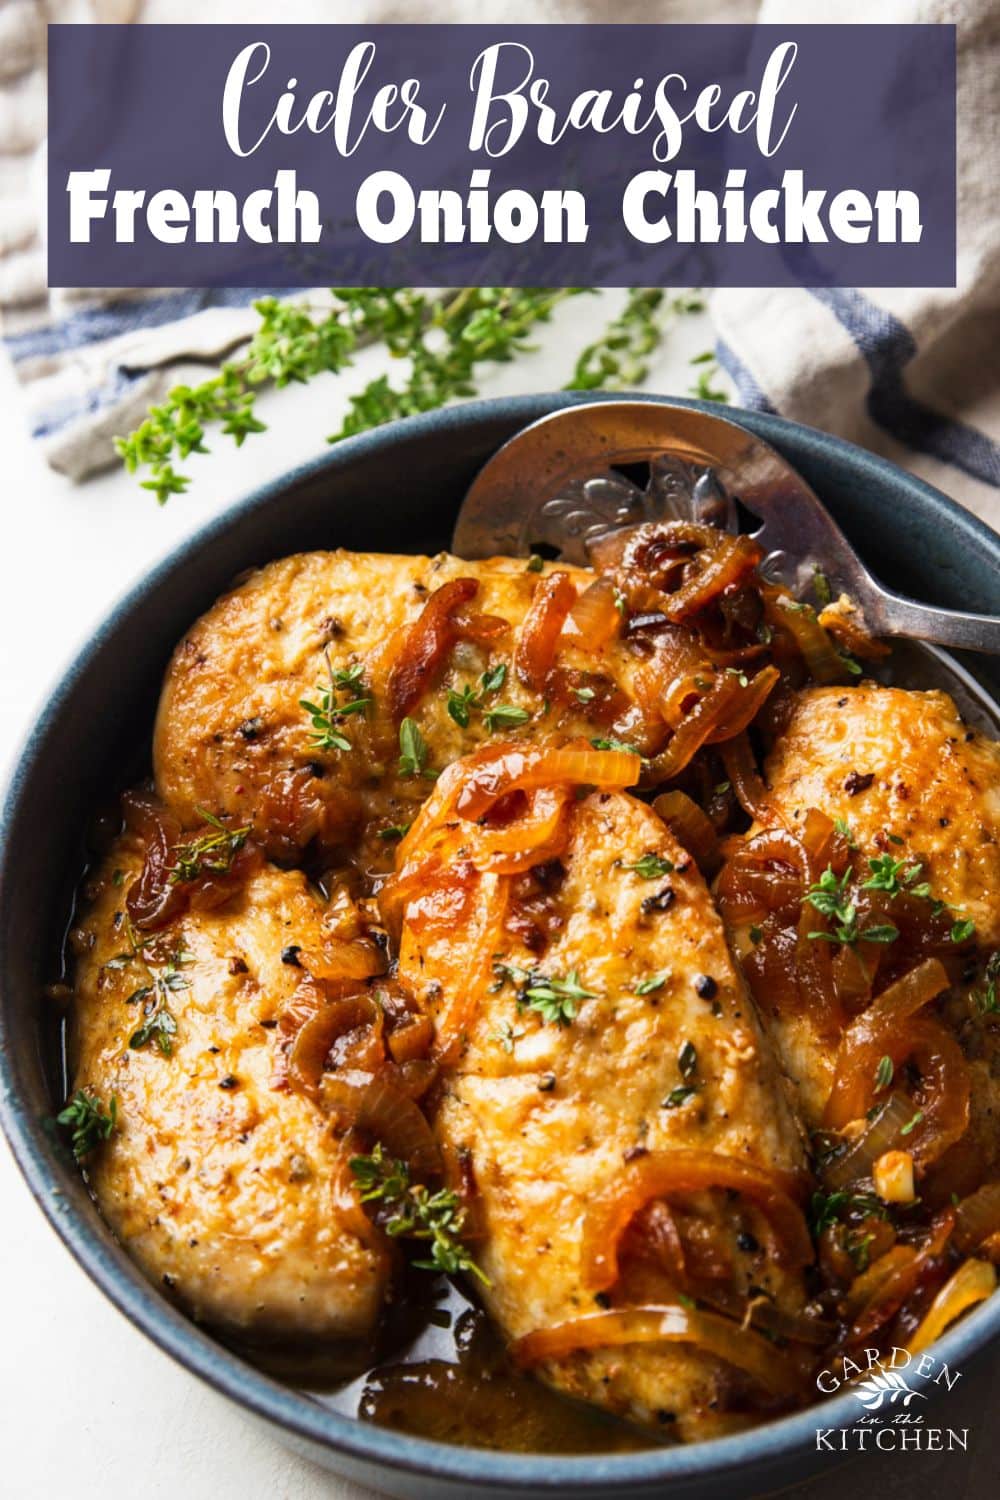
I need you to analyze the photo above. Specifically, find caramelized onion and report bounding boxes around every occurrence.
[699,1287,835,1347]
[646,667,779,782]
[431,872,509,1066]
[515,571,578,690]
[818,599,890,661]
[954,1183,1000,1254]
[823,959,951,1129]
[566,576,622,652]
[582,1149,811,1292]
[356,1073,442,1180]
[387,577,480,720]
[510,1303,799,1397]
[395,741,640,866]
[652,790,721,876]
[765,592,846,684]
[288,992,383,1097]
[387,1013,436,1064]
[822,1093,918,1190]
[720,734,771,821]
[661,534,763,623]
[844,1212,954,1344]
[463,785,574,875]
[907,1258,996,1354]
[124,794,186,930]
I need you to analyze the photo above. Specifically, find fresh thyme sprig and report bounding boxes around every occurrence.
[625,853,675,880]
[349,1143,488,1284]
[804,866,898,948]
[170,808,250,884]
[126,948,191,1057]
[972,952,1000,1015]
[116,287,711,500]
[398,717,433,778]
[445,663,528,734]
[57,1090,118,1160]
[688,349,730,403]
[568,289,703,391]
[493,960,597,1026]
[300,655,371,754]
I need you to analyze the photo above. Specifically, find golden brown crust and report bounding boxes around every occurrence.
[397,790,809,1440]
[71,835,388,1340]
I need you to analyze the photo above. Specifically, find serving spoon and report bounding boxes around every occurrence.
[452,400,1000,657]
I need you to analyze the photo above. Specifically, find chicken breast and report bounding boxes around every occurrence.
[729,683,1000,1130]
[394,787,812,1441]
[69,832,389,1341]
[153,549,654,863]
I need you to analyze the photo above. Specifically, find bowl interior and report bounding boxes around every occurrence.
[2,393,999,1498]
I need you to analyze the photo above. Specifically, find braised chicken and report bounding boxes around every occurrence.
[387,764,812,1441]
[69,828,390,1341]
[61,522,1000,1447]
[154,550,646,863]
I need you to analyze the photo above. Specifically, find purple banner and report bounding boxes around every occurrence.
[47,24,956,289]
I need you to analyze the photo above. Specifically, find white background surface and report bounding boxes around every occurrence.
[0,306,997,1499]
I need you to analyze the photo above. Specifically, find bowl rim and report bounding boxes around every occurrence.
[2,391,999,1491]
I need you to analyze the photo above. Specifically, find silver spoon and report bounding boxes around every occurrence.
[452,400,1000,658]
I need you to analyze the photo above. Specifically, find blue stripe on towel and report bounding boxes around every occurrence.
[811,288,1000,490]
[714,338,778,414]
[29,365,148,440]
[4,287,280,365]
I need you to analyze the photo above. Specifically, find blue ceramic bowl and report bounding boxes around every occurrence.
[2,394,999,1498]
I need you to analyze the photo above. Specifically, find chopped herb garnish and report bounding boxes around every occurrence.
[377,823,411,842]
[57,1090,117,1161]
[169,807,250,885]
[300,651,371,753]
[900,1109,925,1137]
[833,817,858,849]
[574,686,597,703]
[489,1019,520,1053]
[952,918,976,945]
[445,666,521,733]
[813,568,833,608]
[481,704,532,733]
[805,866,898,948]
[446,684,477,728]
[848,1229,876,1271]
[493,961,597,1026]
[129,999,178,1056]
[590,736,641,756]
[625,853,675,880]
[874,1055,894,1091]
[862,854,924,897]
[973,952,1000,1015]
[398,717,431,777]
[678,1040,698,1080]
[662,1085,699,1110]
[350,1142,488,1284]
[635,971,669,996]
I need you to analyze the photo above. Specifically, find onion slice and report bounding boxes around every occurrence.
[582,1148,812,1292]
[907,1258,996,1354]
[823,959,950,1129]
[510,1303,799,1397]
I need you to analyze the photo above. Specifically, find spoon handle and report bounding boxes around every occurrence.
[873,589,1000,655]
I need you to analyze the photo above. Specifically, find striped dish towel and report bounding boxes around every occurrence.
[1,0,998,534]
